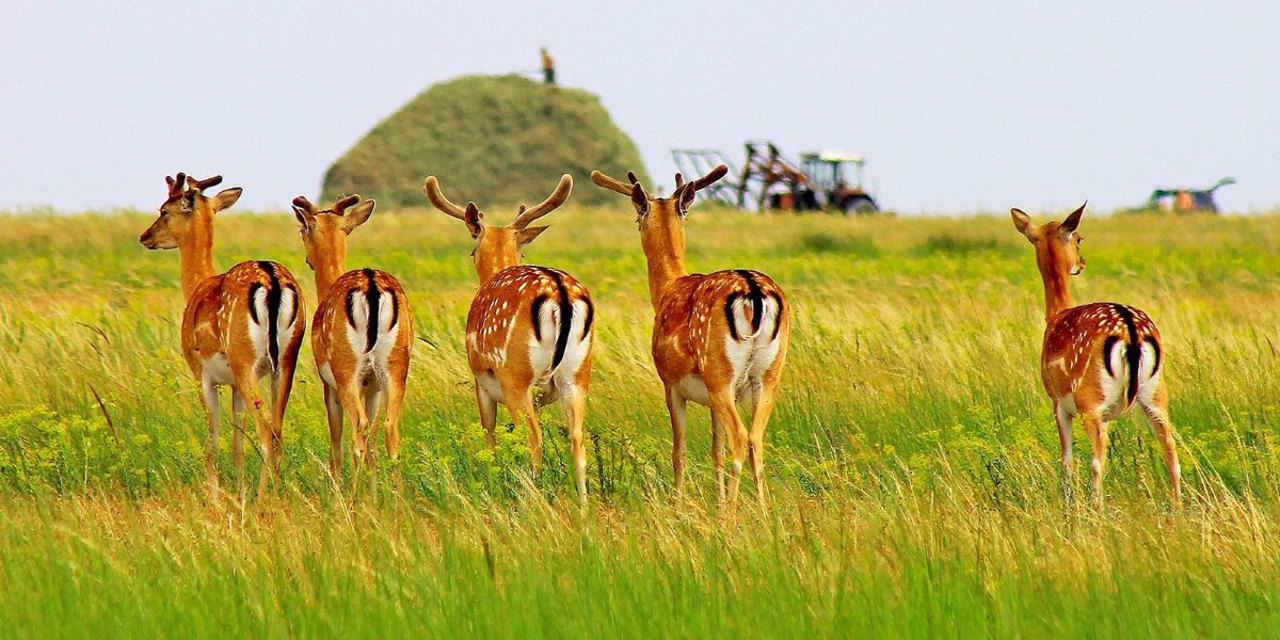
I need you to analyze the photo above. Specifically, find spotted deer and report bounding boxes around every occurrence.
[422,174,595,501]
[293,194,413,480]
[1011,204,1180,506]
[591,165,789,509]
[139,173,305,494]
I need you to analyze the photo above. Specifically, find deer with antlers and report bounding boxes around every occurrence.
[1011,204,1180,506]
[422,174,595,501]
[591,165,789,509]
[139,173,305,494]
[293,194,413,480]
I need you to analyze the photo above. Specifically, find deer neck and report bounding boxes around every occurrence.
[178,218,217,300]
[1037,251,1074,322]
[475,249,518,286]
[313,253,347,298]
[642,230,688,312]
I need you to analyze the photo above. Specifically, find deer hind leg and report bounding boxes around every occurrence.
[333,377,371,485]
[1082,412,1110,509]
[200,377,221,494]
[709,385,749,510]
[710,411,726,505]
[747,374,783,510]
[231,390,247,490]
[501,382,542,479]
[231,366,271,496]
[1055,401,1075,503]
[665,386,689,498]
[1139,380,1181,505]
[561,386,588,504]
[384,373,407,464]
[357,383,384,491]
[476,382,499,450]
[267,363,296,479]
[322,384,344,479]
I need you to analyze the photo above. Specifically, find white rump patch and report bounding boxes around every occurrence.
[723,296,783,402]
[344,289,400,390]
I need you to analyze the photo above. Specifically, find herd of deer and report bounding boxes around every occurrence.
[138,165,1180,510]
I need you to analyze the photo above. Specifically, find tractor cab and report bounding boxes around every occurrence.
[799,151,877,214]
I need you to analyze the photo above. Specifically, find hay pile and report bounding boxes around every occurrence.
[322,74,650,209]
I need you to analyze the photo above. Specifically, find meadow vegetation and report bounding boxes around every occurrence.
[0,206,1278,637]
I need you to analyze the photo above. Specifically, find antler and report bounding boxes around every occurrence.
[590,170,635,196]
[291,196,316,214]
[333,194,361,215]
[422,176,468,220]
[166,172,187,199]
[186,175,224,193]
[690,164,728,191]
[511,174,573,229]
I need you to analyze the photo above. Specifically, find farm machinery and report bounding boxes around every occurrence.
[1145,177,1236,213]
[672,140,880,214]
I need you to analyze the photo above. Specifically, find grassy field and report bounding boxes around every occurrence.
[1,205,1279,637]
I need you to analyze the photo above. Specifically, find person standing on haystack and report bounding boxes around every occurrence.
[541,47,556,85]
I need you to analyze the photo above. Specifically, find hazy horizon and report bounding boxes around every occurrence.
[4,1,1276,214]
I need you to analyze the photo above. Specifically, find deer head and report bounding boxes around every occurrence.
[422,174,572,282]
[292,194,375,280]
[140,173,243,250]
[1011,202,1087,278]
[590,164,728,259]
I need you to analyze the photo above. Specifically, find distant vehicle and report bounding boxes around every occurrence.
[798,150,878,214]
[672,140,881,214]
[1146,177,1236,213]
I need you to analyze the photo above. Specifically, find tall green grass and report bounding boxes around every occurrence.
[0,207,1278,637]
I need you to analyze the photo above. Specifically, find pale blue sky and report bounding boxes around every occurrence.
[3,1,1276,213]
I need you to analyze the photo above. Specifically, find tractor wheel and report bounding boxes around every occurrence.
[840,196,878,216]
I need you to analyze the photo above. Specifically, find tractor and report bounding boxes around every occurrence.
[672,140,880,214]
[1145,177,1236,213]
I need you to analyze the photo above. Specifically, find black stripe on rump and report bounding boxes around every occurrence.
[767,291,784,341]
[546,270,573,371]
[531,294,550,342]
[724,292,743,341]
[735,270,764,336]
[256,261,283,370]
[285,284,299,325]
[581,295,595,341]
[1145,336,1161,376]
[362,268,380,353]
[388,278,399,333]
[1111,304,1141,405]
[724,270,765,341]
[1102,336,1122,377]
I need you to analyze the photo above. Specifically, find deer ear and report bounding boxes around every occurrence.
[293,206,313,230]
[464,202,484,238]
[211,187,243,213]
[1010,208,1035,242]
[517,225,550,248]
[676,183,697,215]
[1059,202,1086,236]
[630,183,649,216]
[343,199,375,234]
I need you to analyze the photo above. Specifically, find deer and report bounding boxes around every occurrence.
[292,194,413,482]
[422,174,595,501]
[591,165,789,510]
[1011,204,1180,507]
[139,173,305,495]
